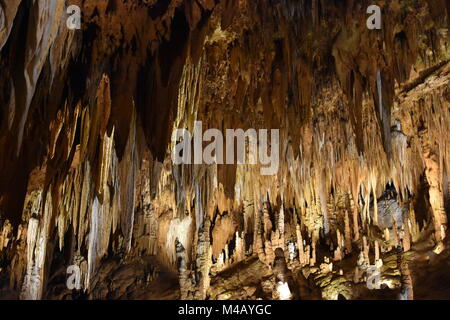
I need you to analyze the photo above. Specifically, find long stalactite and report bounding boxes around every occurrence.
[0,0,449,300]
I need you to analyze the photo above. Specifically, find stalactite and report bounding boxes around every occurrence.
[0,0,448,300]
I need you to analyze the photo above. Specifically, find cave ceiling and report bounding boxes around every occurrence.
[0,0,449,300]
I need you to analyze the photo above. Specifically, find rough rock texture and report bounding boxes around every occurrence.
[0,0,448,300]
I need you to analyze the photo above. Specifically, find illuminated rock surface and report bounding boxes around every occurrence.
[0,0,449,300]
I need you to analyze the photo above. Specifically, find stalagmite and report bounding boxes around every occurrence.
[176,238,192,300]
[402,221,411,252]
[288,242,296,261]
[0,0,448,301]
[235,232,245,262]
[334,230,343,261]
[296,225,307,265]
[310,241,317,267]
[193,219,212,299]
[362,236,370,265]
[375,241,380,262]
[344,210,352,254]
[392,220,400,248]
[351,197,360,241]
[397,247,414,300]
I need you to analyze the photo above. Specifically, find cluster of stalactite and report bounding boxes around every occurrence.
[0,0,449,299]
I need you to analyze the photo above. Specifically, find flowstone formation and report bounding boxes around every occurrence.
[0,0,449,300]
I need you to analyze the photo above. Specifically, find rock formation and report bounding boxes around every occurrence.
[0,0,448,300]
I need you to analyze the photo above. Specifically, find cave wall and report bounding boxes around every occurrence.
[0,0,448,299]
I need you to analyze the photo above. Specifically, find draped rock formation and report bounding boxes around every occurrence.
[0,0,449,300]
